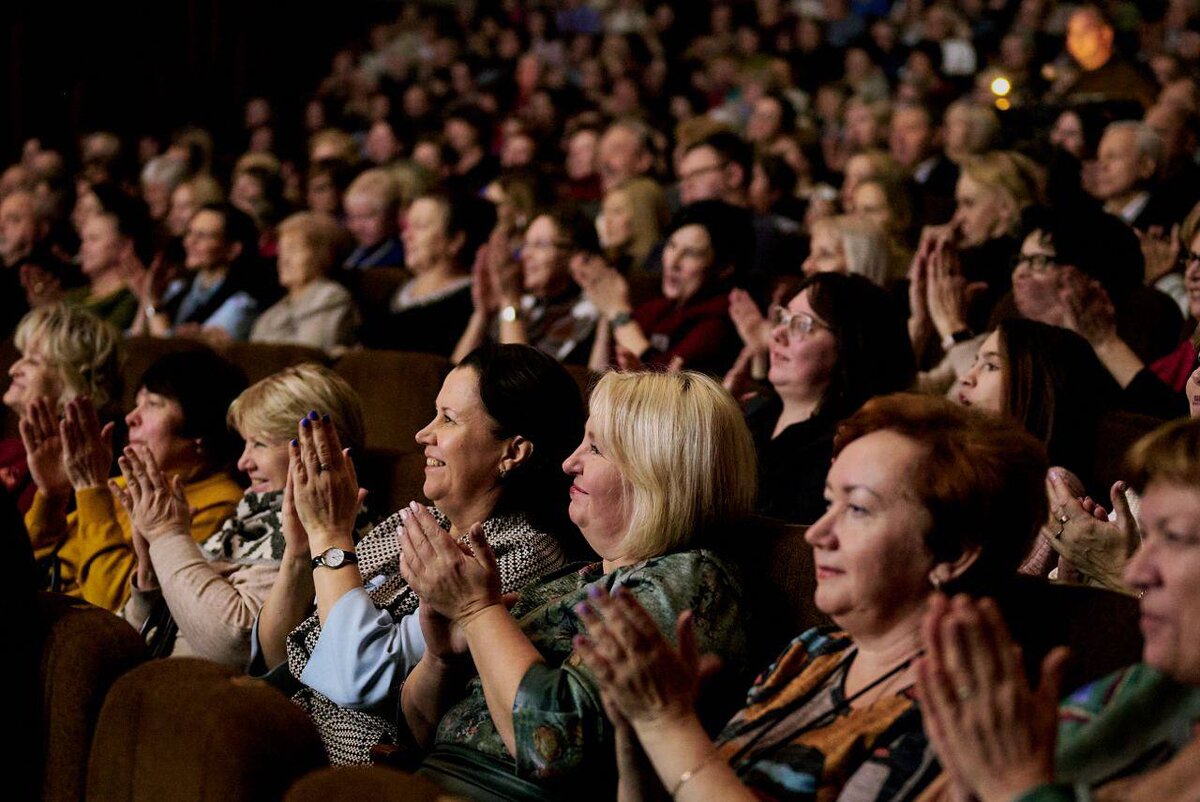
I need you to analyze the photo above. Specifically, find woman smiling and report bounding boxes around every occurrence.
[393,370,756,801]
[117,364,363,665]
[254,343,583,765]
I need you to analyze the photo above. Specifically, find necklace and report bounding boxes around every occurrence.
[721,645,924,771]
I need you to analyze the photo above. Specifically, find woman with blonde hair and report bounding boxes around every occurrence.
[390,369,756,799]
[802,214,893,287]
[1,305,122,512]
[250,211,359,350]
[598,176,670,291]
[118,363,365,666]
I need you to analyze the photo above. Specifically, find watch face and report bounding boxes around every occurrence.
[324,547,345,567]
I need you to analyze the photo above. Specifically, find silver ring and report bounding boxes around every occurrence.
[1058,514,1070,525]
[318,462,331,473]
[956,685,974,702]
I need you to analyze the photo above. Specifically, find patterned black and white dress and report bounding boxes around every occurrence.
[285,507,565,765]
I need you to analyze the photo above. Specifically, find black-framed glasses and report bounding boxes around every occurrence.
[1011,253,1059,274]
[677,161,728,184]
[1179,249,1200,269]
[768,305,829,338]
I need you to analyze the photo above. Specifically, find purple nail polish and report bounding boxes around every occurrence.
[574,602,590,616]
[308,410,319,421]
[586,585,602,600]
[290,439,298,447]
[322,413,330,423]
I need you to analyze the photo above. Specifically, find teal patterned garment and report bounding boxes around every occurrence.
[1013,663,1200,802]
[427,548,748,799]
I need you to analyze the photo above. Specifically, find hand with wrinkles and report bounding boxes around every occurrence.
[289,411,366,554]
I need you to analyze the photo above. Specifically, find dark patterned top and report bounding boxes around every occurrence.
[426,549,748,799]
[716,628,938,801]
[287,507,566,765]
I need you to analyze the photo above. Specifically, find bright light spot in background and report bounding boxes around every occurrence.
[990,76,1012,97]
[995,97,1012,111]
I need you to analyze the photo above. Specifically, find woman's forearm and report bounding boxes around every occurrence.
[400,653,473,749]
[1091,336,1144,389]
[611,317,652,359]
[460,604,545,756]
[588,318,613,372]
[257,551,315,667]
[630,715,755,802]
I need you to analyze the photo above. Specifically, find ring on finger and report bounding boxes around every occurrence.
[955,684,974,702]
[318,462,331,473]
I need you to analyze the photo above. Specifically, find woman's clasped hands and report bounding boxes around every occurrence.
[916,594,1070,802]
[398,504,502,627]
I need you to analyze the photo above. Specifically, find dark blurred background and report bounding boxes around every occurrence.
[1,1,383,162]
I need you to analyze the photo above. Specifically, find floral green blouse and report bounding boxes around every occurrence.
[426,548,748,799]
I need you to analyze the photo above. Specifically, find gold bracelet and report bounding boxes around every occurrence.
[669,747,723,799]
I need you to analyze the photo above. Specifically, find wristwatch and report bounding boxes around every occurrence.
[499,304,520,323]
[311,546,359,570]
[610,310,633,328]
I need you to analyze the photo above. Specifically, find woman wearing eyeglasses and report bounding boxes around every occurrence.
[747,272,916,523]
[452,208,600,365]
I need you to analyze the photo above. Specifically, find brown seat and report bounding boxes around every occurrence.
[333,349,449,513]
[1091,409,1162,493]
[998,576,1143,692]
[733,516,830,670]
[86,658,326,802]
[216,341,331,386]
[38,593,147,802]
[284,766,448,802]
[344,267,410,331]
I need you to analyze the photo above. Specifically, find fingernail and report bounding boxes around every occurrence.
[587,585,602,600]
[409,501,420,513]
[301,418,310,428]
[574,602,591,616]
[290,439,298,447]
[322,414,330,423]
[308,410,318,421]
[399,507,410,522]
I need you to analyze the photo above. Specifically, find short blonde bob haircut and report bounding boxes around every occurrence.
[276,212,346,278]
[345,168,400,216]
[227,363,365,452]
[587,370,757,560]
[13,304,122,411]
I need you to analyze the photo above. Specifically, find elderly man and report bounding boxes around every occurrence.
[890,100,958,225]
[597,118,655,193]
[1091,121,1176,231]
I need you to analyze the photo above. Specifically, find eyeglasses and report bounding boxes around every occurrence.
[768,305,829,338]
[1179,249,1200,269]
[1011,253,1059,274]
[677,161,727,184]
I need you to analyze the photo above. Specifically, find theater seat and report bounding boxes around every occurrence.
[86,659,325,802]
[735,516,830,670]
[998,576,1143,693]
[284,766,446,802]
[38,593,146,802]
[217,341,331,385]
[344,267,410,332]
[1091,410,1162,493]
[332,349,447,513]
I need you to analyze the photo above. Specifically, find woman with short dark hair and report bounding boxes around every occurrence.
[23,348,246,611]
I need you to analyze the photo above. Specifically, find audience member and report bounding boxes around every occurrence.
[24,349,245,611]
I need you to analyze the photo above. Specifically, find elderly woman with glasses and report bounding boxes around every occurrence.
[746,272,916,523]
